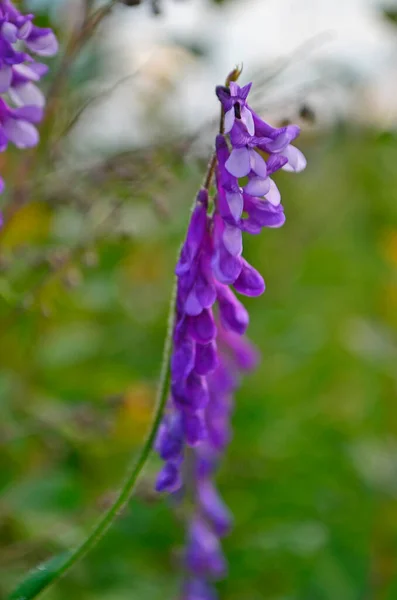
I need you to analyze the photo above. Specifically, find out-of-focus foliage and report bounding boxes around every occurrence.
[2,125,397,600]
[2,2,397,600]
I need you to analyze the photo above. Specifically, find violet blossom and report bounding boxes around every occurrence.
[156,78,306,599]
[0,0,58,195]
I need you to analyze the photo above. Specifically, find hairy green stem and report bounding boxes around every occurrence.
[7,65,241,600]
[12,281,176,599]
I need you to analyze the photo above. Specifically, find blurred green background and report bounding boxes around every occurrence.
[2,1,397,599]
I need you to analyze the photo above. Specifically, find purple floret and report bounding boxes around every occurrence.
[0,0,58,195]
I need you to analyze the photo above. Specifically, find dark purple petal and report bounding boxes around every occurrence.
[215,85,232,111]
[233,259,265,297]
[189,309,217,344]
[171,336,195,383]
[242,194,285,230]
[266,153,288,175]
[176,191,208,275]
[184,372,210,410]
[156,414,184,460]
[183,411,207,445]
[155,462,182,493]
[211,243,242,285]
[12,104,43,123]
[195,341,218,375]
[217,285,249,335]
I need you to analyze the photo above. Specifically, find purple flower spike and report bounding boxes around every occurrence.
[0,0,58,193]
[156,78,306,600]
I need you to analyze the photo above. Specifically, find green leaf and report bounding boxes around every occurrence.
[7,552,72,600]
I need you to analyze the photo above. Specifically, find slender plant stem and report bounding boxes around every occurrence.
[30,280,176,599]
[7,66,240,600]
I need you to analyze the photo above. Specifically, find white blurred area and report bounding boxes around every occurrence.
[73,0,397,153]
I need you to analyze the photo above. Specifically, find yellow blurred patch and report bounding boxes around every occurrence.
[381,229,397,266]
[113,383,155,445]
[1,202,51,249]
[122,244,168,284]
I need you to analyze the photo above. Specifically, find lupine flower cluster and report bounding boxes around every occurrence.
[0,0,58,194]
[155,79,306,599]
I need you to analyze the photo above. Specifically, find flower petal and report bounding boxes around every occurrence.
[249,149,267,178]
[244,175,271,197]
[3,118,38,148]
[225,147,250,177]
[223,107,235,134]
[264,179,281,206]
[241,105,255,135]
[9,82,45,108]
[281,145,307,172]
[222,224,242,257]
[233,259,265,297]
[0,65,12,93]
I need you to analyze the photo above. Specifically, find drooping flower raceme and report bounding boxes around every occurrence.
[156,79,306,599]
[0,0,58,193]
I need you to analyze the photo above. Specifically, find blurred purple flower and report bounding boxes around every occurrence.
[0,0,58,196]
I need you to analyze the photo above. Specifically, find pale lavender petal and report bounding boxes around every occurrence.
[222,224,242,257]
[264,179,281,206]
[249,149,267,178]
[225,190,243,222]
[1,22,18,43]
[3,119,38,148]
[13,63,49,80]
[225,147,250,177]
[26,32,58,56]
[244,176,271,197]
[0,65,12,93]
[281,145,307,173]
[9,82,45,107]
[240,82,252,100]
[18,21,33,40]
[241,105,255,135]
[229,81,239,97]
[224,108,235,134]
